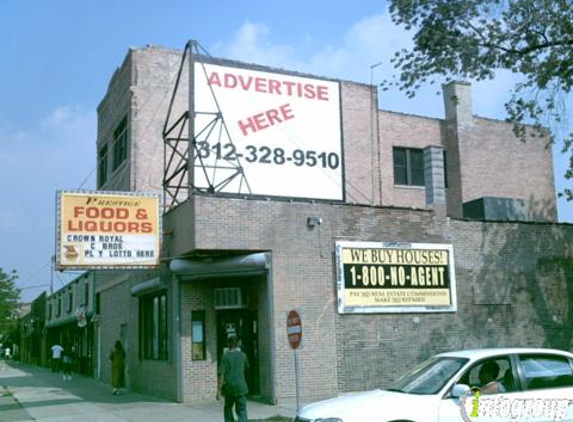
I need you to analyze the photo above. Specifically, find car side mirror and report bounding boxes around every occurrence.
[451,383,470,398]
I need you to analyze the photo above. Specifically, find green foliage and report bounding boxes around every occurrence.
[0,269,20,335]
[384,0,573,197]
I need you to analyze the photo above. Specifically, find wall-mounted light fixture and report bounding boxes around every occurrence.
[307,216,322,229]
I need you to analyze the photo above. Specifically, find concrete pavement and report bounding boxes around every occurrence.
[0,360,296,422]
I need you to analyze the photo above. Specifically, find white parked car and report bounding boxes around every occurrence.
[293,348,573,422]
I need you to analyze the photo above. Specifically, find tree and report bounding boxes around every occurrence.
[383,0,573,199]
[0,268,20,340]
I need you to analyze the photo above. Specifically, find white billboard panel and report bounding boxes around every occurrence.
[56,191,161,270]
[193,62,343,201]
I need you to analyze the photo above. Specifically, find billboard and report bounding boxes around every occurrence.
[192,61,343,201]
[336,241,457,313]
[56,191,161,270]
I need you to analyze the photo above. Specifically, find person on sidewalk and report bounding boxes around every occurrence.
[109,340,125,395]
[216,335,250,422]
[50,343,64,373]
[62,345,75,381]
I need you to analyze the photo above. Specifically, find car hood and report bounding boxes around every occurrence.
[298,389,435,422]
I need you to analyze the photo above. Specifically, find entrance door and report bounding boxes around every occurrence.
[217,310,259,396]
[120,324,129,389]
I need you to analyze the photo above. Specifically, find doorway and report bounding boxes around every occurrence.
[217,309,260,396]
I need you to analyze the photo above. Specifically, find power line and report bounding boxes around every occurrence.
[19,284,50,291]
[77,166,96,189]
[16,262,51,287]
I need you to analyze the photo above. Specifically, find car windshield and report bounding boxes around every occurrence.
[387,356,468,395]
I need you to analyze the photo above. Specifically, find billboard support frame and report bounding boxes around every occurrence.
[163,40,251,211]
[163,39,345,210]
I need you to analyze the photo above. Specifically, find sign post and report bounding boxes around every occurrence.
[287,309,302,412]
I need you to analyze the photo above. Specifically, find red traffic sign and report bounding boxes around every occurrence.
[287,309,302,350]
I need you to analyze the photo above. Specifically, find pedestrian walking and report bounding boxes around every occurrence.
[217,335,250,422]
[109,340,125,395]
[50,343,64,373]
[62,345,75,381]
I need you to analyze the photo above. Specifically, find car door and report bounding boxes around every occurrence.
[513,353,573,421]
[437,355,515,422]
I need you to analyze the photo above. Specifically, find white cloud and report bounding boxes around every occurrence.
[216,14,414,84]
[40,105,96,146]
[211,15,572,222]
[307,13,413,80]
[0,105,96,300]
[213,13,444,117]
[213,22,298,68]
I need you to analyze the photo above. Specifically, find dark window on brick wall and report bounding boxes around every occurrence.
[112,116,128,171]
[140,291,168,360]
[97,144,108,188]
[393,147,425,186]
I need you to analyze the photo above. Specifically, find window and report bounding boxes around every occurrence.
[140,291,168,360]
[67,292,73,313]
[83,283,90,307]
[112,116,128,171]
[57,298,62,317]
[389,356,468,394]
[393,147,425,186]
[192,311,206,360]
[519,354,573,390]
[97,144,108,188]
[458,357,513,393]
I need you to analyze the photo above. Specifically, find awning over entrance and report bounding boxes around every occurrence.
[130,277,163,296]
[169,252,269,280]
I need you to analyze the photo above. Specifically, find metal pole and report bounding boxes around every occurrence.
[294,348,301,413]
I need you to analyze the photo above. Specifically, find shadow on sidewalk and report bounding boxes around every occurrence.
[1,361,166,406]
[1,361,295,421]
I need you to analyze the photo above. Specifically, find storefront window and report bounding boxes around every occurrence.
[192,311,206,360]
[140,291,168,360]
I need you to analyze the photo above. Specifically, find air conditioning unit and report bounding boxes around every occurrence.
[214,288,246,309]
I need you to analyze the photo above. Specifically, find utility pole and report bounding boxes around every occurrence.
[50,255,55,295]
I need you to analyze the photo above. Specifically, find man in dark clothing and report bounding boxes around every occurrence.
[217,336,249,422]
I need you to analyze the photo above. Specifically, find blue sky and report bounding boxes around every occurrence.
[1,0,571,301]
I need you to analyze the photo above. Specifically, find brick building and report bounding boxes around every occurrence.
[90,44,572,404]
[45,273,96,376]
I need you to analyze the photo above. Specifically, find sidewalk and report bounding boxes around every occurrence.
[0,360,296,422]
